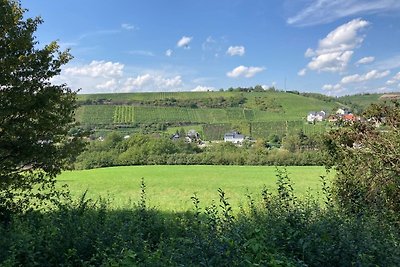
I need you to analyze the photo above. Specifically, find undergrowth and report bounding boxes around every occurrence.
[0,170,399,266]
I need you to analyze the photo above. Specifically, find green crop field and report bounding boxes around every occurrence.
[58,165,332,211]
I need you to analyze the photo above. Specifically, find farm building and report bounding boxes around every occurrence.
[307,111,326,123]
[224,132,245,144]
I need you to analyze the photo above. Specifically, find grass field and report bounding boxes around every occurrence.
[58,165,332,211]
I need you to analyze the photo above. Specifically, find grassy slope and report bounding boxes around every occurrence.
[58,165,331,211]
[75,91,338,125]
[338,93,384,109]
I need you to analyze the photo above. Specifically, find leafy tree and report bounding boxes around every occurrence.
[0,0,85,218]
[324,102,400,216]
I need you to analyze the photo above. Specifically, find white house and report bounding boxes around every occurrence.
[224,132,245,144]
[336,108,350,115]
[307,111,326,123]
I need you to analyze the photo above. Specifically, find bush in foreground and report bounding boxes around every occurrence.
[0,174,399,266]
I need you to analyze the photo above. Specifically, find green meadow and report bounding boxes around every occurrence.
[58,165,331,211]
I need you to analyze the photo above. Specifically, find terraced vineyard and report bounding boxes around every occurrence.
[75,90,344,139]
[75,105,115,125]
[113,106,134,124]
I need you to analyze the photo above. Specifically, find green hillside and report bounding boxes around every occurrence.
[337,92,400,110]
[75,91,340,139]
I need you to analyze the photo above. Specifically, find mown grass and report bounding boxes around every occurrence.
[58,165,331,211]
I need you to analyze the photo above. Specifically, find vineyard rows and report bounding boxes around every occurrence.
[76,105,115,125]
[77,105,330,139]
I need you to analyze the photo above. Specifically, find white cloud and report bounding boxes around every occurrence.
[297,68,307,76]
[356,56,375,65]
[123,74,182,92]
[56,60,185,93]
[121,23,136,31]
[192,85,215,92]
[308,51,354,72]
[96,79,118,90]
[304,18,369,73]
[64,60,124,78]
[341,70,390,84]
[304,48,315,57]
[165,49,173,57]
[226,65,265,78]
[374,55,400,70]
[56,61,125,93]
[287,0,400,26]
[322,83,342,91]
[128,50,155,57]
[386,71,400,85]
[177,36,193,49]
[226,46,245,56]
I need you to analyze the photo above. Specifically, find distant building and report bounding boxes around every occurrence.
[336,108,350,115]
[187,129,200,139]
[171,133,180,141]
[342,114,357,122]
[307,110,326,123]
[171,129,201,143]
[186,130,201,143]
[224,132,245,144]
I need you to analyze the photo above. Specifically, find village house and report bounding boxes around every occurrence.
[171,129,201,143]
[336,108,351,115]
[185,129,201,143]
[307,110,326,123]
[224,131,245,144]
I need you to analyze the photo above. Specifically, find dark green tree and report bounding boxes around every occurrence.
[0,0,85,218]
[324,102,400,217]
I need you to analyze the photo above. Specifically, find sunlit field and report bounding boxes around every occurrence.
[58,165,332,211]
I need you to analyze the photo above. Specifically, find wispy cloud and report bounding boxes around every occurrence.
[78,29,120,41]
[128,50,155,57]
[165,49,173,57]
[386,71,400,85]
[287,0,400,26]
[355,56,375,66]
[341,70,390,84]
[373,54,400,70]
[226,46,245,56]
[297,68,307,76]
[121,23,137,31]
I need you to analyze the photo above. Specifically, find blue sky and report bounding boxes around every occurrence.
[21,0,400,96]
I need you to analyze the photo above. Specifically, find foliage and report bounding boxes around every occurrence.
[74,131,324,169]
[324,102,400,217]
[0,172,399,266]
[0,0,85,218]
[254,96,283,112]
